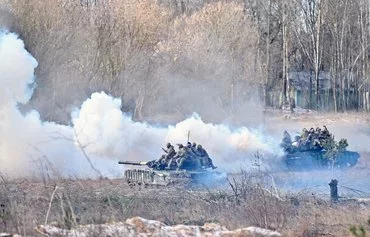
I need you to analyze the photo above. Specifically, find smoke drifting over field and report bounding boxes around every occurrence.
[0,31,281,178]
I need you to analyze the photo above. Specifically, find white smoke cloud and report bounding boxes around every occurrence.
[72,92,167,161]
[0,31,280,178]
[72,92,280,171]
[0,32,36,105]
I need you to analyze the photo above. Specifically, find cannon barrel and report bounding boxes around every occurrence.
[118,161,148,166]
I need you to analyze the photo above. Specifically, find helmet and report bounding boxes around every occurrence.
[197,144,202,149]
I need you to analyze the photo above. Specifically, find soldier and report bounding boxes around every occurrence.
[302,132,313,150]
[282,131,292,143]
[196,144,217,169]
[163,143,176,159]
[301,128,309,140]
[158,143,176,167]
[185,142,203,169]
[281,130,292,151]
[175,144,190,171]
[166,144,185,169]
[312,138,321,150]
[319,125,332,148]
[321,125,330,138]
[186,142,198,158]
[191,142,197,153]
[292,135,301,149]
[176,143,186,154]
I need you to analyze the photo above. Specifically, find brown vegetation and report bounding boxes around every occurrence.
[0,0,261,123]
[0,171,369,236]
[1,0,369,124]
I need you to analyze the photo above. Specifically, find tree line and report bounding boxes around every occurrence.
[245,0,370,112]
[0,0,369,123]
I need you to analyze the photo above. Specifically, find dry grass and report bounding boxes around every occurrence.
[0,171,369,236]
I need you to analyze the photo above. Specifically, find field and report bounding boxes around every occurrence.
[1,112,370,236]
[1,167,369,236]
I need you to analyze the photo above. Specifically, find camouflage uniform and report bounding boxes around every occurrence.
[321,125,330,139]
[176,144,190,170]
[166,144,185,169]
[196,144,216,169]
[302,133,313,150]
[164,143,176,159]
[301,128,309,140]
[313,128,323,150]
[158,143,176,168]
[176,142,202,170]
[281,131,292,151]
[186,142,198,160]
[191,142,197,153]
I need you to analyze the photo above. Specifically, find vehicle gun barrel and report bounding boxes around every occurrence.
[118,161,148,166]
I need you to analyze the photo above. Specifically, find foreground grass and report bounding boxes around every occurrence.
[0,173,369,236]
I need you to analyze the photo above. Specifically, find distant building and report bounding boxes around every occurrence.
[266,70,359,110]
[289,71,331,109]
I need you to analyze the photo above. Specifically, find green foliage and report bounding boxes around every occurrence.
[323,136,348,161]
[338,139,349,151]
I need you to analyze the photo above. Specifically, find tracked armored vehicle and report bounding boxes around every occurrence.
[281,127,360,170]
[283,150,360,169]
[118,155,220,186]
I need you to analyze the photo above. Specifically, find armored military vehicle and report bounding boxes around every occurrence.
[118,160,220,186]
[118,143,221,186]
[283,150,360,169]
[281,126,360,170]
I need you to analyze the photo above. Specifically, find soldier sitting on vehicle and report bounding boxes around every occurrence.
[156,143,176,169]
[163,143,176,159]
[281,130,293,151]
[172,142,202,170]
[315,127,321,138]
[175,144,191,171]
[292,135,301,150]
[186,142,198,159]
[300,128,308,140]
[195,144,217,169]
[300,132,313,150]
[284,126,337,152]
[166,144,184,169]
[191,142,197,153]
[312,138,322,150]
[320,125,331,140]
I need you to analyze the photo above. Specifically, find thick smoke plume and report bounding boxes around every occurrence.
[0,31,280,178]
